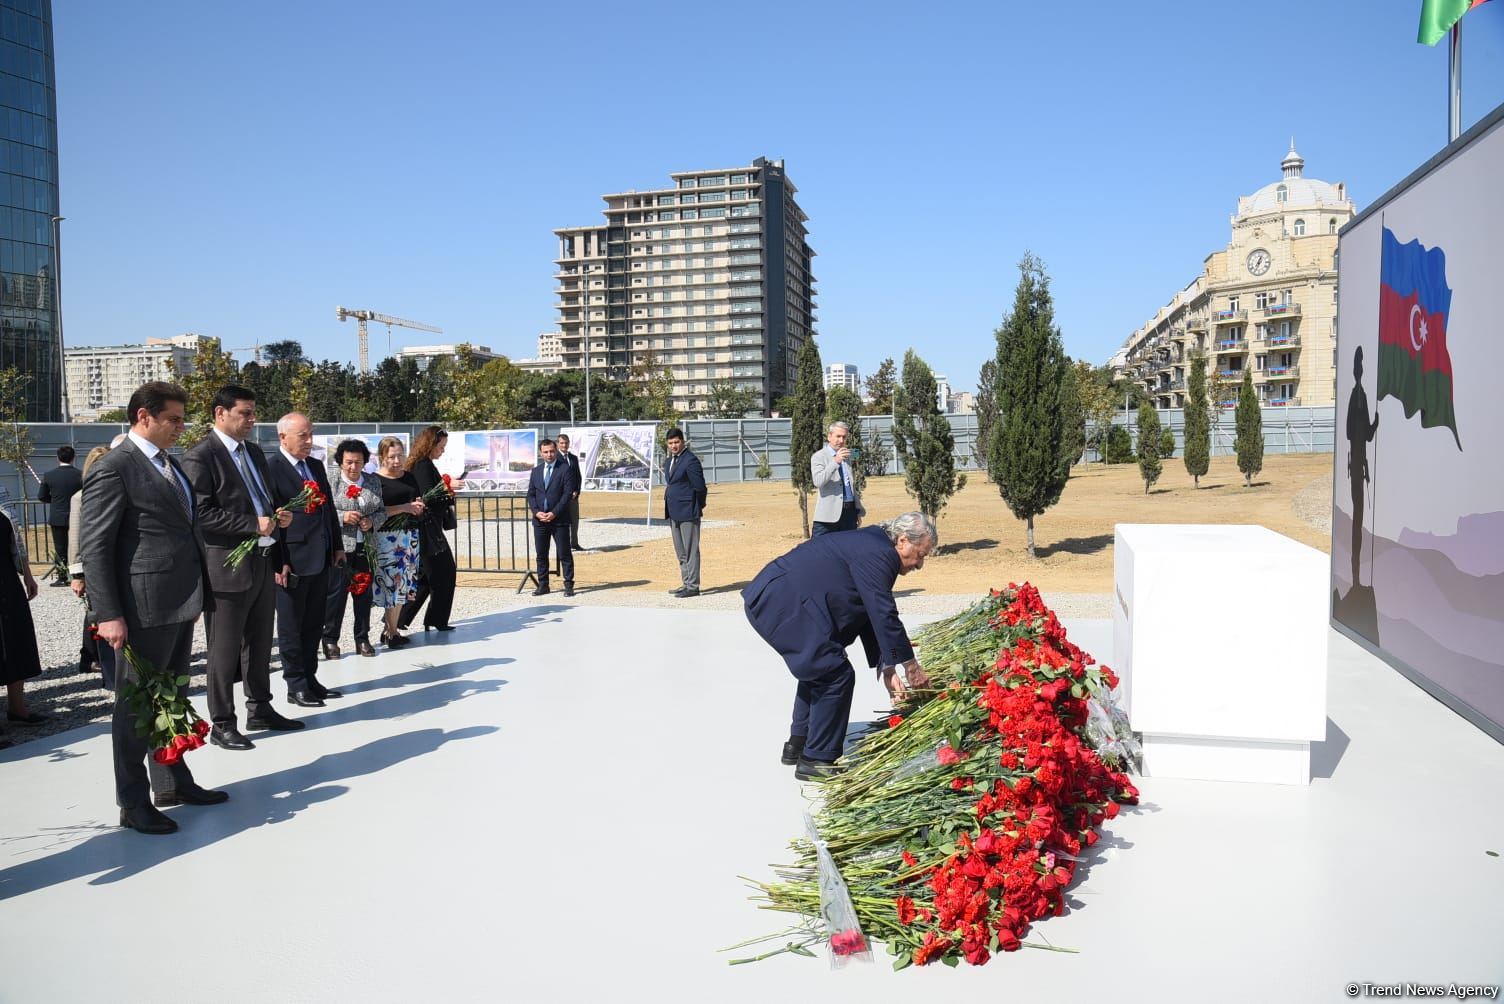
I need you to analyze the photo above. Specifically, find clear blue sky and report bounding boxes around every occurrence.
[54,0,1504,393]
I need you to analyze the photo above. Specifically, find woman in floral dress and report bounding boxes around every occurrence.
[372,437,427,648]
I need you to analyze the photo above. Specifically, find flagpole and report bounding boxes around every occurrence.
[1449,21,1462,142]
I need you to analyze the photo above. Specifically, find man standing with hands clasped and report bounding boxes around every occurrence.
[810,420,864,536]
[526,438,574,597]
[81,381,226,835]
[555,432,584,552]
[743,512,935,781]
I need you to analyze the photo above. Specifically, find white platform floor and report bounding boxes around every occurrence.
[2,604,1502,1002]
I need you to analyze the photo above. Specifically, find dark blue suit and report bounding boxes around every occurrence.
[663,446,706,590]
[743,525,915,761]
[526,458,574,589]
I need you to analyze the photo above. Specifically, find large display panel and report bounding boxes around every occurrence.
[1333,102,1504,744]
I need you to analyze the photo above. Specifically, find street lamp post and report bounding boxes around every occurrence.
[50,215,69,422]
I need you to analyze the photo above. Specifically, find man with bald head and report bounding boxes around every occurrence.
[268,413,345,708]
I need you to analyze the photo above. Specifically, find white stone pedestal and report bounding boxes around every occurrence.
[1113,524,1328,785]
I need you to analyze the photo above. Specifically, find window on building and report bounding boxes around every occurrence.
[1276,184,1287,204]
[1329,218,1338,235]
[1255,292,1269,310]
[1228,296,1239,312]
[680,179,696,189]
[1293,218,1306,236]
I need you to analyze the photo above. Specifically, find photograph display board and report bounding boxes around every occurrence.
[310,433,407,475]
[435,429,538,493]
[559,425,656,493]
[1333,104,1504,744]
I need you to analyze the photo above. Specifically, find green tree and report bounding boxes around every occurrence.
[1058,360,1085,477]
[705,380,760,418]
[0,367,34,498]
[973,357,998,472]
[989,252,1070,558]
[1136,400,1162,493]
[95,407,127,423]
[755,452,771,480]
[1159,426,1176,459]
[1077,361,1117,464]
[824,384,869,497]
[1235,369,1264,487]
[893,349,964,519]
[1183,352,1211,487]
[1102,424,1134,464]
[167,336,239,445]
[789,336,827,537]
[862,357,897,415]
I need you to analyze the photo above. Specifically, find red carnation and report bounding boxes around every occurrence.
[887,715,903,729]
[345,484,362,499]
[937,744,960,765]
[193,719,210,738]
[894,896,917,925]
[829,930,866,956]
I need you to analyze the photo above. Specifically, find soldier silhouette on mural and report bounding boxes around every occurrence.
[1346,346,1380,587]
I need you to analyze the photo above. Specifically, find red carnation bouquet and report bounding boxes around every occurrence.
[224,479,327,568]
[348,570,373,596]
[117,643,209,766]
[732,584,1139,970]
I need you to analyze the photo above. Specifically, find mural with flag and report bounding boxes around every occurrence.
[1332,101,1504,746]
[1376,227,1461,448]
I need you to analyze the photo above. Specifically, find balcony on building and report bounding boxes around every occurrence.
[1261,364,1300,380]
[1213,309,1248,325]
[1262,302,1302,318]
[1215,336,1247,353]
[1263,332,1301,349]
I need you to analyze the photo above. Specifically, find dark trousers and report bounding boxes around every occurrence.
[112,620,197,808]
[50,525,68,574]
[790,658,857,763]
[325,550,373,645]
[204,552,275,727]
[277,566,329,695]
[567,497,581,550]
[400,544,456,629]
[533,518,573,588]
[811,503,860,537]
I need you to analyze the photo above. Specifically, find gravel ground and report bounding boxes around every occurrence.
[448,515,734,569]
[5,581,1111,750]
[1292,473,1333,535]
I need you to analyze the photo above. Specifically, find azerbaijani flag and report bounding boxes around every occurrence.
[1377,227,1461,448]
[1419,0,1492,46]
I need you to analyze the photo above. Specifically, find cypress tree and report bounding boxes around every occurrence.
[893,349,964,518]
[1136,400,1162,493]
[990,252,1070,558]
[973,358,998,471]
[1235,368,1264,487]
[790,336,827,536]
[1183,352,1211,487]
[1058,360,1085,478]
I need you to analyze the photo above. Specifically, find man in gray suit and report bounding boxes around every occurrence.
[82,381,225,836]
[810,420,864,536]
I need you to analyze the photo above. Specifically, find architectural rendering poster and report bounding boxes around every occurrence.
[435,428,538,493]
[560,425,655,493]
[1333,106,1504,743]
[310,433,407,476]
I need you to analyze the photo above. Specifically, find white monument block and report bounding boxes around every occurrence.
[1113,524,1328,784]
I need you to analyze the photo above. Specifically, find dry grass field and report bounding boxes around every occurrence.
[456,452,1336,597]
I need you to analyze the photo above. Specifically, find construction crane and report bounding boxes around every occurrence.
[227,341,263,365]
[336,306,443,374]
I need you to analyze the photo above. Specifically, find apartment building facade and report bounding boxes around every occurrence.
[552,157,816,415]
[824,362,859,392]
[1114,144,1352,409]
[64,334,209,421]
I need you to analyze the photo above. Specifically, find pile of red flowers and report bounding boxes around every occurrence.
[742,584,1138,970]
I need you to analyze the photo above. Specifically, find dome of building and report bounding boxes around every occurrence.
[1240,140,1349,214]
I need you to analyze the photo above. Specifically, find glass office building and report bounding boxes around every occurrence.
[0,0,60,420]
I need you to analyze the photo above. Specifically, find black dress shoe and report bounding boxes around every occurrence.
[357,641,376,657]
[780,736,807,766]
[322,642,341,660]
[424,625,456,632]
[532,586,551,596]
[287,691,325,708]
[315,688,343,700]
[119,804,178,835]
[6,710,49,726]
[209,726,255,750]
[678,588,700,598]
[794,757,844,782]
[245,711,305,732]
[154,785,229,807]
[563,585,575,597]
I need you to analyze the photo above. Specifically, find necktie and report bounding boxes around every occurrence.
[544,463,553,488]
[154,452,192,516]
[235,444,272,516]
[669,455,677,479]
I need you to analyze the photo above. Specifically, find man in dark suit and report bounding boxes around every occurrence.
[267,412,345,708]
[556,432,583,551]
[181,386,300,751]
[525,438,574,597]
[662,427,706,598]
[81,381,226,835]
[38,445,82,585]
[743,512,935,781]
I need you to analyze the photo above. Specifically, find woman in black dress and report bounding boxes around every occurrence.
[0,491,45,749]
[399,425,457,633]
[372,437,427,648]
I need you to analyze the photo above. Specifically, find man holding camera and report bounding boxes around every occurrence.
[810,420,864,536]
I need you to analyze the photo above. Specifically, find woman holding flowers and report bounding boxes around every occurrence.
[399,425,457,633]
[323,439,386,659]
[372,437,425,648]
